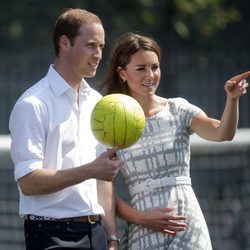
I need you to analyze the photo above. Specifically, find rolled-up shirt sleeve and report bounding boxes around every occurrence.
[9,97,47,181]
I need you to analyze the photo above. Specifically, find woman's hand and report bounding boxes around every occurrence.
[225,71,250,99]
[137,207,187,235]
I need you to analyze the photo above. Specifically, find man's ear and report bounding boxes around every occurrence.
[58,35,71,52]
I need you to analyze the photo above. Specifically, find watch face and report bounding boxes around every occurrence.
[108,234,120,243]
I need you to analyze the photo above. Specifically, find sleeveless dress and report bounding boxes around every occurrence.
[117,97,212,250]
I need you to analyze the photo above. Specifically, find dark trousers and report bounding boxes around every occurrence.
[24,219,108,250]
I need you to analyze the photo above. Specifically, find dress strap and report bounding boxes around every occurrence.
[129,176,191,196]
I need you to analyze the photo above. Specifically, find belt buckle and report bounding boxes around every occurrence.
[87,216,96,224]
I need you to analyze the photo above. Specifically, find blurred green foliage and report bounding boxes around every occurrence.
[173,0,241,39]
[0,0,247,53]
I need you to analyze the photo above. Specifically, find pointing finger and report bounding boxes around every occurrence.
[230,71,250,83]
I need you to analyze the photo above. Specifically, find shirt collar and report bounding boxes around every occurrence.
[79,79,92,96]
[47,65,92,97]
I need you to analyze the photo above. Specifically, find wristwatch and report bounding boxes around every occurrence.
[107,234,120,245]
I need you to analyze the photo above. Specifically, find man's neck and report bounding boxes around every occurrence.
[53,62,82,90]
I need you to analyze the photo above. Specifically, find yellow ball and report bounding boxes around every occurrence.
[91,94,146,149]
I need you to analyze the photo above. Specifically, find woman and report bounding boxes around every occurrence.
[100,32,249,249]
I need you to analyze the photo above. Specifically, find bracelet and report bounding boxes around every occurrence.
[107,234,120,244]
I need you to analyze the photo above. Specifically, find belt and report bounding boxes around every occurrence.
[24,214,101,224]
[129,176,191,196]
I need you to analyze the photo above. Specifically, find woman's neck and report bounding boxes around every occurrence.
[133,95,167,118]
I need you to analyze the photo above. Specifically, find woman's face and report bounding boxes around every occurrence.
[119,50,161,98]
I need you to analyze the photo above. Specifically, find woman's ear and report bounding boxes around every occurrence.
[117,66,126,82]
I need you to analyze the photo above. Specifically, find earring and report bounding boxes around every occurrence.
[122,79,126,83]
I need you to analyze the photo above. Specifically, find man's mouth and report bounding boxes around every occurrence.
[88,62,98,70]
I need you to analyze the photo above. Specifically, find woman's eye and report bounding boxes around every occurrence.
[152,65,159,71]
[136,67,145,71]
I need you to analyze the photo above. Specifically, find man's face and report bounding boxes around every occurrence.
[66,23,105,78]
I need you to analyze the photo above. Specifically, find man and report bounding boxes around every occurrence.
[9,8,122,250]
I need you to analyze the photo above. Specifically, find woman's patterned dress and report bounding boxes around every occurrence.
[117,97,212,250]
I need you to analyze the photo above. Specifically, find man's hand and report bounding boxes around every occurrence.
[90,147,123,181]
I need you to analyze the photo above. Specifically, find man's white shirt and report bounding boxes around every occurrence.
[9,65,105,218]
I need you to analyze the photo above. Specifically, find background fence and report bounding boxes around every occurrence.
[0,136,24,250]
[1,50,250,135]
[1,129,249,249]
